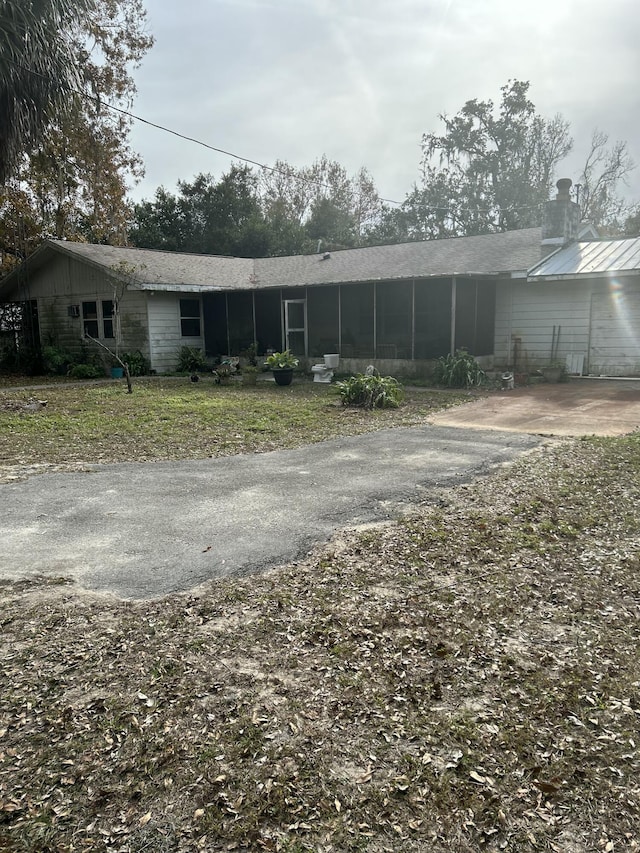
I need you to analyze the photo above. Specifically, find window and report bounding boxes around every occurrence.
[180,298,201,337]
[82,301,99,337]
[101,300,114,338]
[82,300,115,339]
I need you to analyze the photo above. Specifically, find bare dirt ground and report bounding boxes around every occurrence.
[428,378,640,436]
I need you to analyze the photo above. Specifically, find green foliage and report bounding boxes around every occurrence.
[265,350,299,370]
[176,346,208,373]
[68,362,102,379]
[42,345,75,375]
[337,373,403,409]
[0,0,94,183]
[120,349,150,376]
[433,349,486,388]
[243,342,259,366]
[411,80,572,237]
[130,166,270,257]
[0,0,154,272]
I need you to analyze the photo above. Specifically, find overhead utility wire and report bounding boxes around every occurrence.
[7,56,545,216]
[95,99,547,216]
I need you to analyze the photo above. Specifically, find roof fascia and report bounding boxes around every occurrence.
[528,269,639,282]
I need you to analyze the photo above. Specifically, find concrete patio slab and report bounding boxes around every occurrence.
[428,378,640,436]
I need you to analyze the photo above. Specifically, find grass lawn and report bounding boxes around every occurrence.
[0,377,639,852]
[0,377,470,471]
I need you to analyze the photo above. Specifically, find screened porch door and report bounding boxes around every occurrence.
[284,299,307,356]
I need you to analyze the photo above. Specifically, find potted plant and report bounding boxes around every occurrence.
[242,364,259,386]
[213,362,233,385]
[265,350,299,386]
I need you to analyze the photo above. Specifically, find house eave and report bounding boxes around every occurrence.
[528,269,640,283]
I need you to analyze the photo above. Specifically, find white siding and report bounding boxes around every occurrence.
[495,274,640,376]
[496,279,592,371]
[147,293,205,373]
[589,283,640,376]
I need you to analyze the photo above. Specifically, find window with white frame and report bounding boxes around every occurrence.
[180,298,201,337]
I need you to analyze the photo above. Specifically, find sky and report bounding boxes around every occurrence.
[127,0,640,211]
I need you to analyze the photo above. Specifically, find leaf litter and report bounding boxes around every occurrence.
[1,426,640,850]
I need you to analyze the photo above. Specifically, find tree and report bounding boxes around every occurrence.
[576,130,635,229]
[622,206,640,237]
[409,80,638,238]
[0,0,94,183]
[0,0,153,274]
[130,166,271,257]
[260,155,384,251]
[408,80,573,238]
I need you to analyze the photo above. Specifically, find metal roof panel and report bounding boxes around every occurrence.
[529,237,640,279]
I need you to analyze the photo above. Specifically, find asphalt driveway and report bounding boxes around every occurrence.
[0,425,541,599]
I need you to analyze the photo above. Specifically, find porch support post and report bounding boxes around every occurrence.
[252,291,257,348]
[338,284,342,354]
[373,282,377,357]
[450,277,457,355]
[411,278,416,360]
[225,293,230,355]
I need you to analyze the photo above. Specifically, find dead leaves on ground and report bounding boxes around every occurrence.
[1,436,640,851]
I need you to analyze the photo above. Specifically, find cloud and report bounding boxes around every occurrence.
[128,0,640,208]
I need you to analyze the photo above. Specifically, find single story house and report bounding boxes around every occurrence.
[1,179,638,376]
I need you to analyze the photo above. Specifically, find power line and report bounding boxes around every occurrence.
[100,98,545,215]
[6,55,547,217]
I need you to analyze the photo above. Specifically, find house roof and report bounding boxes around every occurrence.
[2,240,254,293]
[1,227,544,298]
[528,236,640,280]
[253,227,543,287]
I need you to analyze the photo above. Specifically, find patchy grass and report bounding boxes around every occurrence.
[0,378,470,472]
[1,433,639,851]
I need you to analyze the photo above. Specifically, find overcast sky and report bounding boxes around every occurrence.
[127,0,640,211]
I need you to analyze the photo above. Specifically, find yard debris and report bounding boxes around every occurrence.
[0,401,639,850]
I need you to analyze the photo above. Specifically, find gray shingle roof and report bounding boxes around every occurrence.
[528,237,640,279]
[254,228,543,288]
[47,241,254,290]
[1,228,544,299]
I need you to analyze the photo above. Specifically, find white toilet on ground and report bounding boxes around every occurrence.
[311,353,340,383]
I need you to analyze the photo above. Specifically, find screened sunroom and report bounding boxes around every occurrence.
[202,276,496,364]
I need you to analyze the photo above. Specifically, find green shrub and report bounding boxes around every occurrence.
[42,345,75,375]
[120,350,150,376]
[433,349,486,388]
[336,373,403,409]
[68,363,102,379]
[176,346,208,373]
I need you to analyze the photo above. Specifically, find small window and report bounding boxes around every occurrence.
[102,300,114,339]
[180,298,201,337]
[82,301,99,338]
